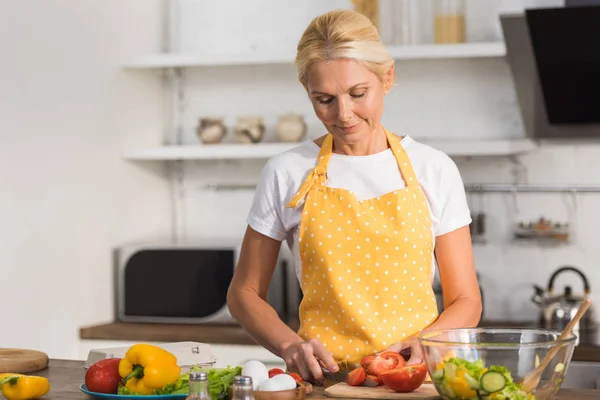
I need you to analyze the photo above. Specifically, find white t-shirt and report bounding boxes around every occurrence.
[246,135,472,284]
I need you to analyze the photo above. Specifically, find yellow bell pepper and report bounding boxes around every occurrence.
[118,344,181,395]
[449,368,477,399]
[0,373,50,400]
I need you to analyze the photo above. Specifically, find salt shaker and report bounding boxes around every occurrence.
[185,371,210,400]
[230,376,255,400]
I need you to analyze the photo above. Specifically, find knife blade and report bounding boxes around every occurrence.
[322,368,348,382]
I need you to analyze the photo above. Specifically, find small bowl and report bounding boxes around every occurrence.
[227,383,311,400]
[418,328,576,400]
[254,383,311,400]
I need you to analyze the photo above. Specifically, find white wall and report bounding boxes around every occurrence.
[456,144,600,321]
[0,0,170,359]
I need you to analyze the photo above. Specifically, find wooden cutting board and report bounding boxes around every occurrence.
[325,382,441,399]
[0,349,49,373]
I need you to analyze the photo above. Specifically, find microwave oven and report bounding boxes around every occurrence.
[113,241,301,324]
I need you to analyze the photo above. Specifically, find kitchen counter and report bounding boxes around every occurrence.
[79,320,600,362]
[79,321,277,346]
[11,359,600,400]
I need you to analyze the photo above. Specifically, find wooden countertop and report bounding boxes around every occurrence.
[11,359,600,400]
[79,320,600,362]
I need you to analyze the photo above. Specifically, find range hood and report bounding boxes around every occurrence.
[500,5,600,139]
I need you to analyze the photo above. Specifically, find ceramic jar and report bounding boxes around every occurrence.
[235,116,265,144]
[196,117,227,144]
[276,113,307,143]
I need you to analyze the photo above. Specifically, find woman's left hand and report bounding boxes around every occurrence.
[382,336,424,365]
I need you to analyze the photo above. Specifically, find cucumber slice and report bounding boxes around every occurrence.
[444,362,457,381]
[480,371,506,393]
[439,381,456,399]
[477,390,490,400]
[463,372,481,390]
[431,367,445,381]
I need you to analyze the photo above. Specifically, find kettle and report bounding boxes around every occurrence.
[531,266,596,333]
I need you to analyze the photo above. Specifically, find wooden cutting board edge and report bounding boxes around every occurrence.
[0,348,50,373]
[324,382,442,400]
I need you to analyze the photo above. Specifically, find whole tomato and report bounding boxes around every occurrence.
[268,368,285,378]
[85,358,122,394]
[379,363,428,393]
[288,372,303,385]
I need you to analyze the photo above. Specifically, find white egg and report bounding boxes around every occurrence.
[241,360,269,390]
[270,374,297,390]
[258,378,286,392]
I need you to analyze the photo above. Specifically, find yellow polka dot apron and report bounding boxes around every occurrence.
[286,128,439,367]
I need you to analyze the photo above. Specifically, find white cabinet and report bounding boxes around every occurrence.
[76,340,285,370]
[77,340,163,362]
[210,344,285,370]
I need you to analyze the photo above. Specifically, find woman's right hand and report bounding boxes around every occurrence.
[281,338,339,383]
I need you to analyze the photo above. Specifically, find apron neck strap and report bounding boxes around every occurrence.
[314,134,334,175]
[384,128,418,188]
[286,136,331,208]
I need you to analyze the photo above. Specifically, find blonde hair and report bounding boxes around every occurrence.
[295,9,396,89]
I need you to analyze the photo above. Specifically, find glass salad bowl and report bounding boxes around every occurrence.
[418,328,577,400]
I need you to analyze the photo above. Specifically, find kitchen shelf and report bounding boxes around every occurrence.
[123,42,506,69]
[123,138,537,161]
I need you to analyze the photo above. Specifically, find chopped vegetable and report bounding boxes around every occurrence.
[361,352,405,377]
[353,351,404,386]
[554,363,565,373]
[347,367,366,386]
[431,357,536,400]
[480,371,506,393]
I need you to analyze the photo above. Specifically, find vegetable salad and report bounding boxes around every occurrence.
[430,358,535,400]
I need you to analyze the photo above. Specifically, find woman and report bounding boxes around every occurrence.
[227,9,482,383]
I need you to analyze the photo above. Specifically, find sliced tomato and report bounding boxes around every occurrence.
[379,352,405,366]
[288,372,303,384]
[380,363,428,393]
[268,368,285,378]
[361,352,405,376]
[360,355,376,370]
[347,367,366,387]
